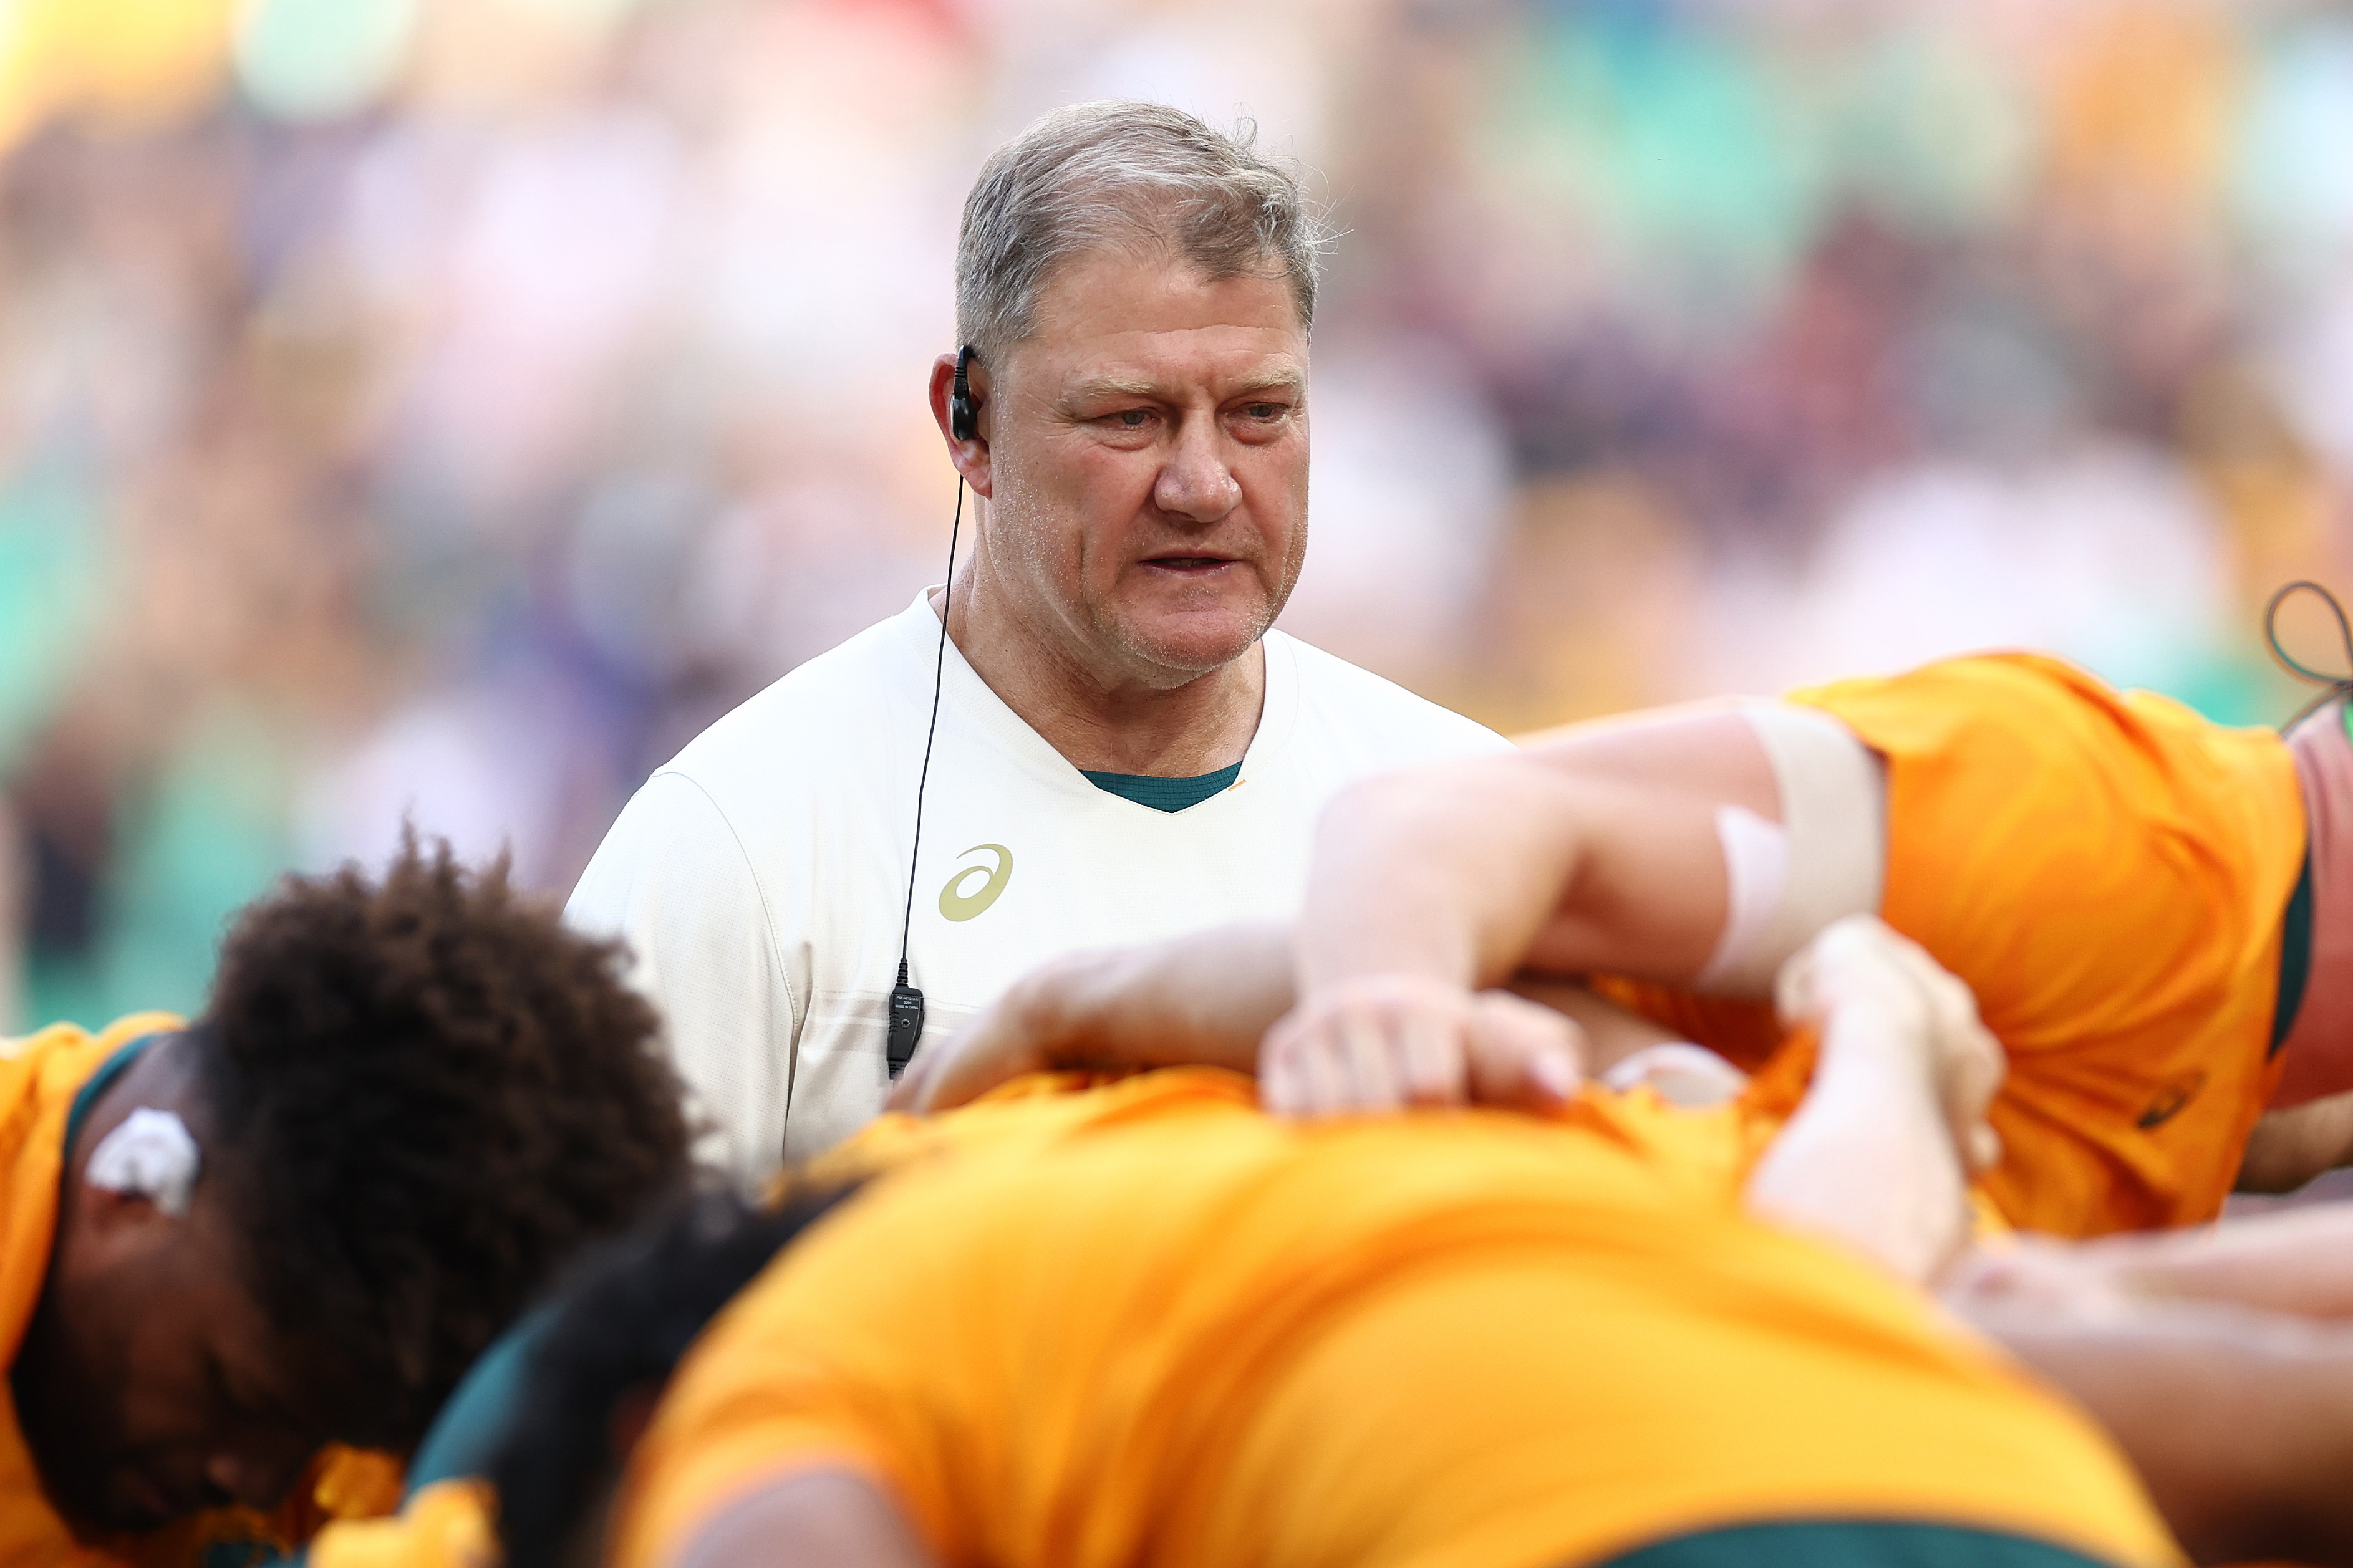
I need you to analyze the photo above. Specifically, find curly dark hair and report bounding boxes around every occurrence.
[489,1186,856,1568]
[191,830,694,1450]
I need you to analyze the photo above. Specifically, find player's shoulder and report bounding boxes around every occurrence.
[1794,650,2278,769]
[1269,630,1510,764]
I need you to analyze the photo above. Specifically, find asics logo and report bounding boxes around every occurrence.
[2137,1069,2207,1130]
[939,844,1013,921]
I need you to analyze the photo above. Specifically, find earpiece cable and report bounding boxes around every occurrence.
[899,476,964,988]
[2264,580,2353,731]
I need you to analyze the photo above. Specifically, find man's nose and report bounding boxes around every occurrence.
[1152,420,1242,523]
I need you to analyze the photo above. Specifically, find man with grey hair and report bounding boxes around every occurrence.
[567,100,1508,1184]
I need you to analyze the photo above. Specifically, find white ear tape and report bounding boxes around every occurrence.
[85,1107,202,1218]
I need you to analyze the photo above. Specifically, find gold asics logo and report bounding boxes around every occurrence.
[939,844,1013,922]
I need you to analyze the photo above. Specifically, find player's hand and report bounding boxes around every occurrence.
[1260,975,1586,1117]
[1777,915,2005,1176]
[885,974,1055,1116]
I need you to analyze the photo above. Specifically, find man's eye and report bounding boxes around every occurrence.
[1113,410,1153,428]
[1246,403,1287,420]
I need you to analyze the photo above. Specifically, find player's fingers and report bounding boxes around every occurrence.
[1398,1006,1467,1105]
[1945,1024,2005,1162]
[1774,939,1820,1026]
[1885,935,1989,1064]
[1868,930,2006,1163]
[917,1048,1022,1115]
[1779,917,1905,1031]
[1261,1052,1298,1115]
[1258,1008,1302,1108]
[1259,1011,1312,1115]
[887,1027,977,1114]
[1337,1004,1408,1112]
[1464,993,1583,1110]
[889,1003,1043,1114]
[1290,1013,1360,1117]
[1787,916,1947,1051]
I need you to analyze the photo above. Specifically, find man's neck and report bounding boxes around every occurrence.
[937,575,1265,778]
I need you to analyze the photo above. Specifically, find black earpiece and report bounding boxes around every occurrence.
[949,344,980,443]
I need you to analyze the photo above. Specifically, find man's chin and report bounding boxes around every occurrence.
[1106,607,1275,681]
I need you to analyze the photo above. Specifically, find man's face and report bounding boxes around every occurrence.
[14,1180,328,1534]
[974,249,1311,688]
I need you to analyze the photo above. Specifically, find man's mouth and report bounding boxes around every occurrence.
[1141,556,1235,574]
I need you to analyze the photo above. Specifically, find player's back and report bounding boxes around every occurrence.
[1603,653,2306,1235]
[616,1070,2176,1568]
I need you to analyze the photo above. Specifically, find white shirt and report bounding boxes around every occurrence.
[566,590,1509,1183]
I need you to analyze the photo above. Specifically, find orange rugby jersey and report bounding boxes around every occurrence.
[1598,653,2306,1236]
[0,1016,401,1568]
[611,1069,2176,1568]
[0,1016,186,1567]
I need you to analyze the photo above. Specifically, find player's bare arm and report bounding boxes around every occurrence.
[1951,1254,2353,1566]
[886,921,1705,1116]
[679,1471,937,1568]
[885,923,1291,1113]
[1272,701,1880,1115]
[2239,1088,2353,1194]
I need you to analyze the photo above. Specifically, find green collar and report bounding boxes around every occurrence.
[1079,761,1243,814]
[63,1034,167,1153]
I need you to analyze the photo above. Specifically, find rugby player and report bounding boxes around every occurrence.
[0,835,692,1564]
[320,922,2353,1568]
[904,647,2353,1234]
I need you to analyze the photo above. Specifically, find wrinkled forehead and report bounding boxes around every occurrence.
[1005,249,1308,398]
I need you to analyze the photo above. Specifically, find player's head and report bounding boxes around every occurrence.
[930,100,1329,688]
[488,1188,854,1568]
[14,832,694,1532]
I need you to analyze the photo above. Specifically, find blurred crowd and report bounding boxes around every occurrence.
[2,0,2350,1028]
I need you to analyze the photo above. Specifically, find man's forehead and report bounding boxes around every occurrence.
[1010,251,1305,382]
[1056,354,1307,405]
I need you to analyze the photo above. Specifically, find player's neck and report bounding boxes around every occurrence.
[937,579,1265,779]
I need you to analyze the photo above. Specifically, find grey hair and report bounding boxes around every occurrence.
[955,100,1331,361]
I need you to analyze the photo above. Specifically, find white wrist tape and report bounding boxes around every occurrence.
[86,1107,202,1217]
[1695,804,1789,994]
[1693,703,1887,996]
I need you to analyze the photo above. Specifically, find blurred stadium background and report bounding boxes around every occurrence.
[1,0,2349,1030]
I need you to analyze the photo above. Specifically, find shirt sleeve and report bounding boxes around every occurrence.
[611,1213,990,1568]
[567,771,800,1188]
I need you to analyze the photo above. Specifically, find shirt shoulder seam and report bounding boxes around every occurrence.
[642,767,805,1099]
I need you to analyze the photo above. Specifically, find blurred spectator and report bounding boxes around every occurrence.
[2,0,2351,1027]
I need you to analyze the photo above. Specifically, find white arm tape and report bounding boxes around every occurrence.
[85,1107,202,1217]
[1693,703,1887,997]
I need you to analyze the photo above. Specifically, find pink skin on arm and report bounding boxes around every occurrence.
[677,1470,935,1568]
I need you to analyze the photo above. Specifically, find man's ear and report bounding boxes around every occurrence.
[927,354,993,499]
